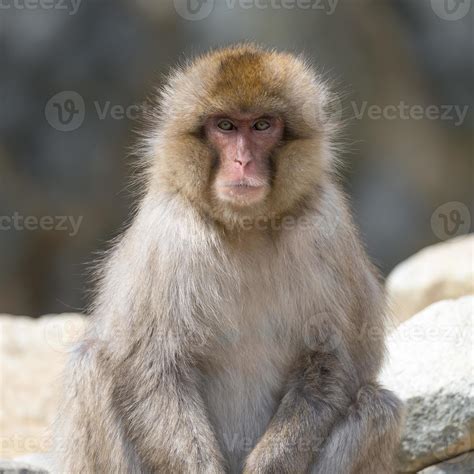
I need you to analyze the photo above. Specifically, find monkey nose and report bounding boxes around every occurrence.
[234,154,252,167]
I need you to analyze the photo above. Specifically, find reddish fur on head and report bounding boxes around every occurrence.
[146,43,335,227]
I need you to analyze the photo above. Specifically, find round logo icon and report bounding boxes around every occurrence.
[45,91,85,132]
[174,0,215,21]
[302,312,343,352]
[302,93,343,132]
[43,317,87,353]
[431,202,471,241]
[431,0,471,21]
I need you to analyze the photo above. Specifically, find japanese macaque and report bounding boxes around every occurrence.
[57,44,403,474]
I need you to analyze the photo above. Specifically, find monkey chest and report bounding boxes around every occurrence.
[200,321,295,471]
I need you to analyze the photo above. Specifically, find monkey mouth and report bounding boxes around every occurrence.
[215,179,269,205]
[224,182,262,189]
[223,177,267,188]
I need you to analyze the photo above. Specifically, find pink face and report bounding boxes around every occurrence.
[204,113,284,207]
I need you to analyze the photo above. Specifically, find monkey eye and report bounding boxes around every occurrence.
[217,119,235,131]
[253,119,271,131]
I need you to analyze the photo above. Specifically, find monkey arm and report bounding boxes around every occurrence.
[242,350,353,474]
[242,361,402,474]
[112,355,227,474]
[57,333,227,474]
[242,240,401,473]
[242,236,391,473]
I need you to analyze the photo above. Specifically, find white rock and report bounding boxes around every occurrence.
[386,235,474,323]
[380,296,474,472]
[0,314,86,459]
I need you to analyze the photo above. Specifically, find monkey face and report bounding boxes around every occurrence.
[204,113,284,208]
[149,44,335,227]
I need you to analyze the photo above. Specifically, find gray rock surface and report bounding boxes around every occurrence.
[386,235,474,323]
[12,454,55,474]
[0,460,48,474]
[381,296,474,472]
[418,451,474,473]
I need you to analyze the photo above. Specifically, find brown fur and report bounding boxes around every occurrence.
[56,44,403,474]
[146,43,333,228]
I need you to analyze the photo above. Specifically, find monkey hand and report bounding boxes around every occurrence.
[242,450,281,474]
[196,461,228,474]
[242,438,311,474]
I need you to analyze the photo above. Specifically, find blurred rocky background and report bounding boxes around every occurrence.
[0,0,472,317]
